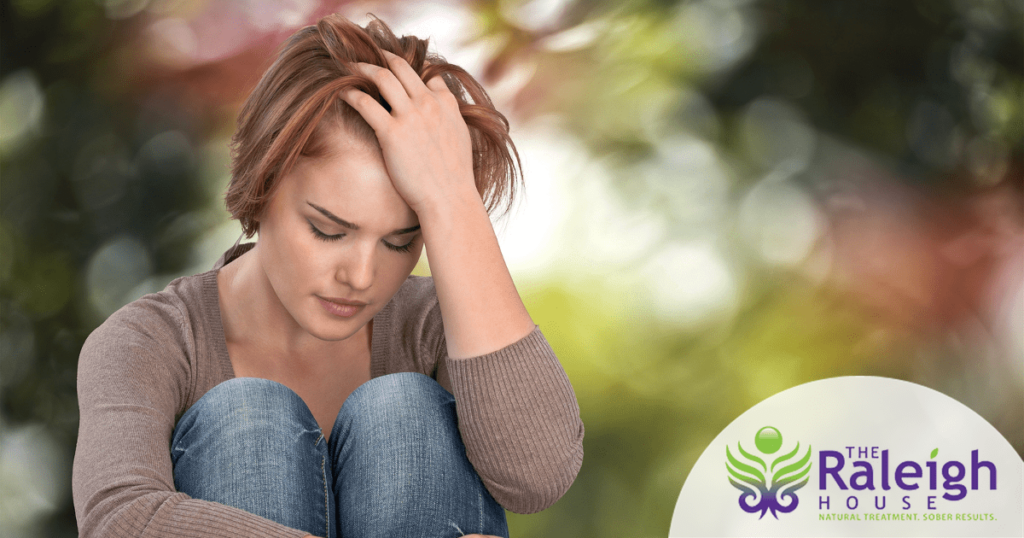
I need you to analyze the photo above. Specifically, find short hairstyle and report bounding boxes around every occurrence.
[225,13,523,238]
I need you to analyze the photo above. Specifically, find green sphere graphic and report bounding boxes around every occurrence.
[755,426,783,454]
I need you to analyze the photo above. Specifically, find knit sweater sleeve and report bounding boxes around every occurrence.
[424,300,585,514]
[72,295,310,538]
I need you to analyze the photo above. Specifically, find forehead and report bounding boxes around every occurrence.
[286,126,417,227]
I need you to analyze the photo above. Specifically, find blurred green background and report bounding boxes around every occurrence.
[1,0,1021,537]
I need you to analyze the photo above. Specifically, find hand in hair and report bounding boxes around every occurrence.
[343,47,536,363]
[340,49,477,216]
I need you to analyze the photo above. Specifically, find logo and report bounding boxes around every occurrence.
[725,426,813,519]
[672,377,1023,537]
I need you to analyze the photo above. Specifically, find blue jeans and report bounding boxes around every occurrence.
[170,372,509,538]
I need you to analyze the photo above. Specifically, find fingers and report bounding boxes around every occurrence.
[380,50,433,101]
[346,51,426,115]
[426,74,452,95]
[380,49,455,103]
[342,52,460,136]
[348,60,410,115]
[339,88,392,135]
[340,54,410,135]
[348,51,456,110]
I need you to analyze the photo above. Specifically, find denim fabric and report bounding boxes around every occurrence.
[170,373,508,538]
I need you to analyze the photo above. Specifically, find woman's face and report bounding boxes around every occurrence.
[255,123,423,342]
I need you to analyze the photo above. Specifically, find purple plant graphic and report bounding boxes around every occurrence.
[725,426,812,519]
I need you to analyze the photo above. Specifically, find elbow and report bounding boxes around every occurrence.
[75,494,137,538]
[75,501,120,538]
[75,485,186,538]
[77,518,111,538]
[484,434,584,514]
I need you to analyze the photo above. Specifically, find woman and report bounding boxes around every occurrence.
[72,13,584,538]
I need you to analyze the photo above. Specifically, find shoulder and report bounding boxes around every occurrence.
[377,275,446,369]
[388,274,443,326]
[385,273,442,325]
[78,273,207,399]
[390,274,438,308]
[84,272,206,348]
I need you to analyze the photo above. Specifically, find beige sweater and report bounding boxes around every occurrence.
[73,241,584,538]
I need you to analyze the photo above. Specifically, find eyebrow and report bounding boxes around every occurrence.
[306,201,421,235]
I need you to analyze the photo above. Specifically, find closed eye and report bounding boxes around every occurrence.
[309,221,343,242]
[384,240,414,253]
[310,220,416,253]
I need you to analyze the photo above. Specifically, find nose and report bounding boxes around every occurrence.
[335,241,374,292]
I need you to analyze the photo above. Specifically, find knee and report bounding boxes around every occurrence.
[335,373,454,434]
[175,378,318,441]
[345,372,451,413]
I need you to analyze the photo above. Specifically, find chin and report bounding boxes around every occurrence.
[307,317,364,342]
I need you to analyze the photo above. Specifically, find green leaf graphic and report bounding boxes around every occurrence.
[771,442,801,473]
[773,443,812,485]
[930,448,938,459]
[737,441,767,472]
[726,445,765,483]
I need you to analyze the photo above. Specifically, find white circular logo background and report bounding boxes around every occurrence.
[670,376,1023,537]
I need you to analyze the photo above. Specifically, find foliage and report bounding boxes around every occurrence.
[1,1,1020,536]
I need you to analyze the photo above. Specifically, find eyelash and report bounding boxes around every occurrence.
[308,222,414,253]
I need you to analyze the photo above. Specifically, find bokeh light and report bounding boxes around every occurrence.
[2,1,1020,536]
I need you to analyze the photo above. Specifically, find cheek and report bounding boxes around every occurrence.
[384,250,421,286]
[269,223,324,286]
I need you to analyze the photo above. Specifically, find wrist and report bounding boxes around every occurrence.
[414,184,485,226]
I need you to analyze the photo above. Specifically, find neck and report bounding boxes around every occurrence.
[218,242,368,365]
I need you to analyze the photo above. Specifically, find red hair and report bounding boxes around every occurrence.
[225,13,522,238]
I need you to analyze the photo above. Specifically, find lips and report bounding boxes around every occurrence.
[319,296,367,306]
[317,296,367,318]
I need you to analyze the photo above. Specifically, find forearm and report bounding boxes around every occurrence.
[444,326,585,513]
[418,189,536,360]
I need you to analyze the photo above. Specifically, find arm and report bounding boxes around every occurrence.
[343,50,584,513]
[440,321,585,514]
[73,299,310,538]
[418,188,537,358]
[339,50,536,359]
